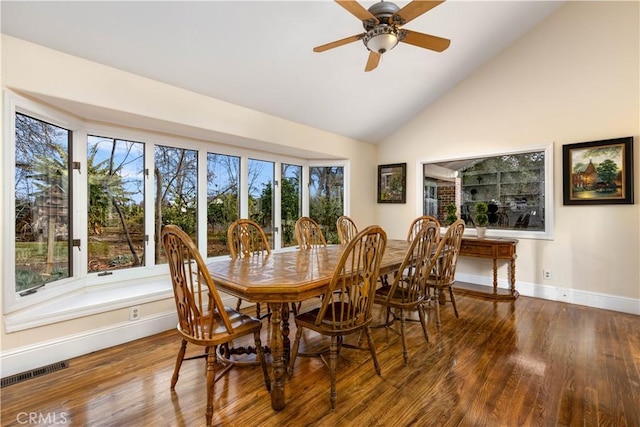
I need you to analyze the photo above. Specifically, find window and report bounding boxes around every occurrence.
[5,93,350,321]
[421,148,553,238]
[206,153,240,257]
[87,135,145,273]
[248,159,274,246]
[309,166,344,243]
[154,145,198,263]
[14,113,72,293]
[281,163,302,248]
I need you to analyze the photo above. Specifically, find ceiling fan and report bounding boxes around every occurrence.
[314,0,451,72]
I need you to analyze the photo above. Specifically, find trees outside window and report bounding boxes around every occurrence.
[309,166,344,244]
[154,145,198,263]
[206,153,240,257]
[87,135,145,272]
[281,163,302,247]
[248,159,274,246]
[14,113,71,293]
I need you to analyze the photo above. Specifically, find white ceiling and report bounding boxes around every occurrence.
[1,1,564,144]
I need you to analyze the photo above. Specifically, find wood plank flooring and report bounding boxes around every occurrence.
[1,294,639,426]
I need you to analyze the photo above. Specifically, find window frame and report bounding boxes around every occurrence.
[415,144,554,240]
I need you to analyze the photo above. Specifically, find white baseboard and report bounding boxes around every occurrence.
[1,294,243,379]
[455,273,640,315]
[1,310,177,378]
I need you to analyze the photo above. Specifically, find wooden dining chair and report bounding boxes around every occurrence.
[227,219,271,317]
[161,224,270,427]
[336,215,358,244]
[407,215,440,242]
[289,225,387,410]
[426,218,465,332]
[374,221,440,365]
[295,216,328,249]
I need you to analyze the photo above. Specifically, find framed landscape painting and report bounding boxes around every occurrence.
[562,136,634,205]
[377,163,406,203]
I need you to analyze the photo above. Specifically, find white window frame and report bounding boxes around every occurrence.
[415,144,554,240]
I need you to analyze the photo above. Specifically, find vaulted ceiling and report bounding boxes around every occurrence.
[1,1,564,144]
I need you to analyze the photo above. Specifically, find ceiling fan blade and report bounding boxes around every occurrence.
[313,34,364,52]
[392,0,445,25]
[336,0,379,23]
[365,51,381,72]
[402,29,451,52]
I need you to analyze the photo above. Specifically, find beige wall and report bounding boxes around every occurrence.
[0,36,377,355]
[377,1,640,301]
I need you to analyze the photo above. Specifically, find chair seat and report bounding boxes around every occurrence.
[294,304,370,336]
[177,307,262,346]
[374,285,427,310]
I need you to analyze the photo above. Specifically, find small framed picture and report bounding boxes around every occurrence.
[562,136,634,205]
[377,163,406,204]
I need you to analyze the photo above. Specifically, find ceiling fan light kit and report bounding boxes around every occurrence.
[363,25,405,54]
[315,0,450,72]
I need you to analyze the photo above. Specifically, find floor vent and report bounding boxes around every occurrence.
[1,360,69,388]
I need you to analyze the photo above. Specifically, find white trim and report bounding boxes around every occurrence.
[1,290,242,378]
[455,272,640,315]
[0,310,177,378]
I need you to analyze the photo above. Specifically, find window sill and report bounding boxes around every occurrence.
[4,275,173,333]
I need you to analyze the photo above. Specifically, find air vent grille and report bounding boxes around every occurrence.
[1,360,68,388]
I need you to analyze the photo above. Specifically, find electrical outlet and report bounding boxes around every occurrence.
[129,306,140,321]
[543,270,551,280]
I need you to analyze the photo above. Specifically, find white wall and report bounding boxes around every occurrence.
[377,1,640,309]
[0,35,377,374]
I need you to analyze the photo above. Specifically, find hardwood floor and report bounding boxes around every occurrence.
[2,294,639,426]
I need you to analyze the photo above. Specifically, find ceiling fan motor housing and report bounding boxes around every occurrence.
[363,1,401,31]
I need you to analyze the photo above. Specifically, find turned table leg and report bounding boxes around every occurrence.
[268,303,285,411]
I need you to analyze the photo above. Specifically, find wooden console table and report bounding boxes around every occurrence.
[454,237,519,300]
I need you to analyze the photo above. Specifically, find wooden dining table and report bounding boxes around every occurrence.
[206,239,410,411]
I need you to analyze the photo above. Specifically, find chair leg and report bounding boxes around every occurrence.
[205,351,216,427]
[235,298,242,311]
[434,293,442,333]
[417,304,430,343]
[328,335,339,410]
[364,327,381,375]
[171,339,188,389]
[288,327,304,378]
[253,331,271,391]
[399,310,408,366]
[449,287,459,318]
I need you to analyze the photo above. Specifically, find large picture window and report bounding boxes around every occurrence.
[422,148,552,238]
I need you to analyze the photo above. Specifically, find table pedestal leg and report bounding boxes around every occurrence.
[268,303,285,411]
[492,258,498,294]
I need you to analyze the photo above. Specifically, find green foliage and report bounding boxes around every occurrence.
[162,204,197,235]
[596,159,619,186]
[445,203,458,226]
[474,202,489,227]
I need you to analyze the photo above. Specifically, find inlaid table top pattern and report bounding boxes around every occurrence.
[206,239,410,411]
